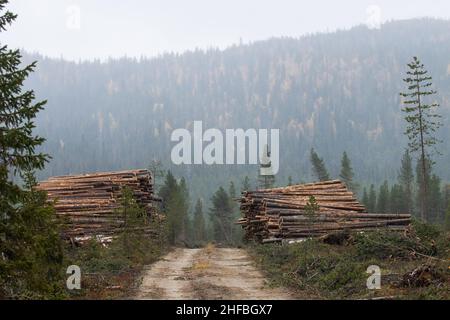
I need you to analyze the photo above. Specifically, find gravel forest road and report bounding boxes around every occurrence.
[135,247,294,300]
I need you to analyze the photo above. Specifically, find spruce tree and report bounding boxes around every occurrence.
[377,181,390,213]
[398,150,414,214]
[368,184,377,212]
[210,187,233,244]
[310,148,330,181]
[164,186,183,245]
[1,172,63,298]
[158,170,178,210]
[178,177,190,244]
[339,151,358,192]
[117,187,150,259]
[362,187,369,210]
[0,1,62,298]
[192,199,206,245]
[0,2,49,176]
[400,56,442,221]
[159,171,190,245]
[389,184,404,214]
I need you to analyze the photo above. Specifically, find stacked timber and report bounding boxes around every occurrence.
[37,169,160,242]
[236,180,411,243]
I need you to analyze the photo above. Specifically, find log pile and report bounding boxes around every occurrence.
[236,180,411,243]
[37,169,160,242]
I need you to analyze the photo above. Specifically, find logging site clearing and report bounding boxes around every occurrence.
[135,246,294,300]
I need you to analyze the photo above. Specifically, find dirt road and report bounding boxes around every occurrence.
[135,246,294,300]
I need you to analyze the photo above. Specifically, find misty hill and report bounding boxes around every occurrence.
[23,18,450,200]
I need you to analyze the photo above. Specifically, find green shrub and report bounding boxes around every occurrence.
[354,229,437,260]
[411,219,441,241]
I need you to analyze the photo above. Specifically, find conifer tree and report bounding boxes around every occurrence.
[389,184,404,214]
[368,184,377,212]
[158,170,178,211]
[377,181,390,213]
[210,187,233,244]
[362,187,369,210]
[0,1,62,298]
[179,177,191,244]
[159,171,190,245]
[339,151,358,192]
[192,199,206,245]
[310,148,330,181]
[400,57,442,221]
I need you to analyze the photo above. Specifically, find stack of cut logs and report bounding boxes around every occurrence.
[37,169,160,243]
[236,180,411,243]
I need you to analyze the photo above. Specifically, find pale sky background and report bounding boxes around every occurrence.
[2,0,450,61]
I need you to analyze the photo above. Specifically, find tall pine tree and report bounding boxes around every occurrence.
[400,56,442,221]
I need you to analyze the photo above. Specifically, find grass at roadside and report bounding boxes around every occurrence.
[63,188,169,299]
[63,232,168,299]
[248,221,449,300]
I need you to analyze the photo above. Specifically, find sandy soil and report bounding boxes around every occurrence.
[135,246,294,300]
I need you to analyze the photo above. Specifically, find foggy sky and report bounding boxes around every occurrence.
[3,0,450,61]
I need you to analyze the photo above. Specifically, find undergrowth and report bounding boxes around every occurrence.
[249,221,449,300]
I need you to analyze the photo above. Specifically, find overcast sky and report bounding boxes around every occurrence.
[2,0,450,61]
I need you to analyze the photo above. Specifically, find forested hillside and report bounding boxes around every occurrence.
[24,18,450,201]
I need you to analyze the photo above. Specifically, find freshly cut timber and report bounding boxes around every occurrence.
[37,169,160,242]
[236,180,411,243]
